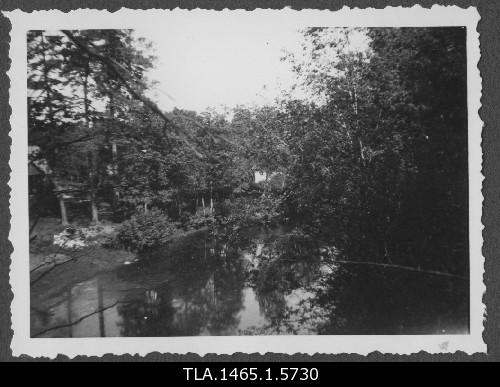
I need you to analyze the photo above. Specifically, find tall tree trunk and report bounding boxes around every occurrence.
[59,195,68,226]
[83,59,99,224]
[112,142,118,170]
[108,90,119,210]
[41,33,54,123]
[210,183,214,215]
[88,151,99,224]
[91,199,99,224]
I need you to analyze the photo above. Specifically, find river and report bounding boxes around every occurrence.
[31,226,469,337]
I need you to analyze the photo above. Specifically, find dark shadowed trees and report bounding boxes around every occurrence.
[281,27,468,275]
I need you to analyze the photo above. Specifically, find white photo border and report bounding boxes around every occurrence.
[4,5,485,358]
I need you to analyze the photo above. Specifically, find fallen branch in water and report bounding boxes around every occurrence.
[30,257,77,286]
[29,243,66,274]
[30,246,97,286]
[32,301,120,338]
[29,215,40,241]
[328,259,467,280]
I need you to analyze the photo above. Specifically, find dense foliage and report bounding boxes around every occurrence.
[280,27,468,274]
[28,27,468,276]
[116,209,177,253]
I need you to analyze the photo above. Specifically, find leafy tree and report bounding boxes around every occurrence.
[367,27,468,273]
[28,30,157,223]
[281,27,468,274]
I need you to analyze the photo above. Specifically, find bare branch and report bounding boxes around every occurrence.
[328,259,467,280]
[276,255,466,280]
[32,301,120,338]
[30,255,77,286]
[61,30,204,159]
[30,246,98,285]
[29,215,40,237]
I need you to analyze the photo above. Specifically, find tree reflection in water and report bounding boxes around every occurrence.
[34,226,468,337]
[247,229,468,335]
[116,229,247,336]
[313,266,468,335]
[247,231,332,335]
[113,225,468,336]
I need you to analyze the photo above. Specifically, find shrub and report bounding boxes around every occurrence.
[215,195,282,228]
[116,209,177,253]
[185,211,215,230]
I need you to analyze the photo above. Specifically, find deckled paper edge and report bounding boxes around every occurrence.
[3,5,485,359]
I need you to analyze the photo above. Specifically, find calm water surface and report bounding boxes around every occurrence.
[31,226,469,337]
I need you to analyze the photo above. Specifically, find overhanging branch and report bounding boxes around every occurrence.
[62,30,204,158]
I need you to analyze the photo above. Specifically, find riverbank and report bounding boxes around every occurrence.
[29,217,212,311]
[30,218,135,310]
[30,219,470,337]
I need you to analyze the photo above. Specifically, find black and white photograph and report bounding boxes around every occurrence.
[5,7,484,356]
